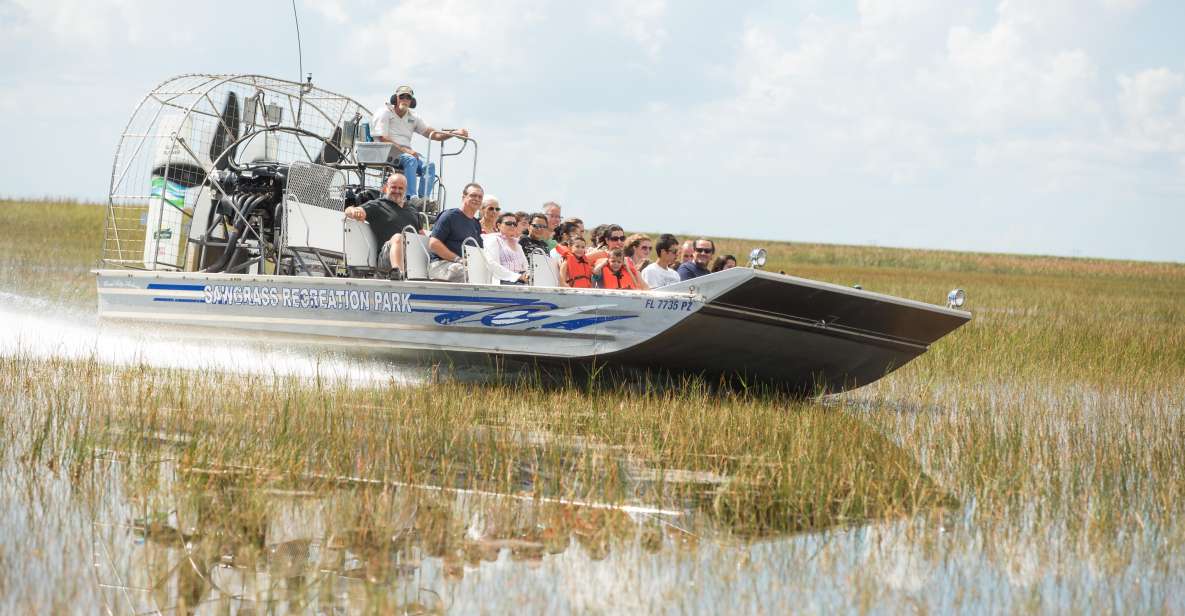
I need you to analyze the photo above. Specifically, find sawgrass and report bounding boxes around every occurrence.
[2,197,1184,612]
[0,199,104,305]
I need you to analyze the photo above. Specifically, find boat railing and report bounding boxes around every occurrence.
[434,134,478,211]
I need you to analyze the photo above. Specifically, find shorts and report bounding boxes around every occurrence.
[377,240,395,274]
[428,259,467,282]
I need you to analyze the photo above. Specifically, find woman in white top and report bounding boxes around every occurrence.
[482,212,530,284]
[640,234,682,289]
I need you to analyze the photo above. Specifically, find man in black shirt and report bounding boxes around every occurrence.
[519,213,551,256]
[344,174,423,279]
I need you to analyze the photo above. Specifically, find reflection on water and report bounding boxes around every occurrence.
[88,420,951,614]
[5,403,1181,613]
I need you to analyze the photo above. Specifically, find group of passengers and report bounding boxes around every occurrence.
[343,84,738,288]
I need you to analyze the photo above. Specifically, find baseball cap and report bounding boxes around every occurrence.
[393,85,417,108]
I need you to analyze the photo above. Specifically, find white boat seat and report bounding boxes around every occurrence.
[343,219,377,270]
[285,197,345,255]
[463,244,492,285]
[528,252,560,287]
[404,232,432,280]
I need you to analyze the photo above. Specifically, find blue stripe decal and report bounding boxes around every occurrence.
[152,297,205,303]
[147,283,206,291]
[408,293,537,304]
[541,315,637,331]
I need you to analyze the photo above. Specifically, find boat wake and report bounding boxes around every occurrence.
[0,291,429,387]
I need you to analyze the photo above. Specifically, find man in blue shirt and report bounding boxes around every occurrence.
[427,182,485,281]
[676,238,715,281]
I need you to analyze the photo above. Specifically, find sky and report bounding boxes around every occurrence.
[1,0,1183,263]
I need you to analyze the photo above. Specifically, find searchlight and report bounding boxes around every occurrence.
[946,288,966,309]
[748,248,767,269]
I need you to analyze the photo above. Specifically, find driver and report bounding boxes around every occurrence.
[371,85,469,205]
[343,174,423,280]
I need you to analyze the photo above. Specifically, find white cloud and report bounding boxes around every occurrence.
[1099,0,1146,11]
[4,0,116,45]
[684,2,1122,189]
[590,0,668,59]
[1118,67,1184,117]
[1117,68,1185,153]
[348,0,544,83]
[304,0,349,24]
[1,0,173,48]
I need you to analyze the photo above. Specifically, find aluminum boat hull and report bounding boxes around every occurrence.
[96,268,970,393]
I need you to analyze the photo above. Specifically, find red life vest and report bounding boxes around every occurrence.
[600,265,638,290]
[564,253,594,288]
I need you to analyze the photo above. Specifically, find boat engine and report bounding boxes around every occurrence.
[199,164,288,273]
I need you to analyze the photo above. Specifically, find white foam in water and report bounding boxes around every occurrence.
[0,291,426,386]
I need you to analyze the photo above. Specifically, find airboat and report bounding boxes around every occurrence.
[96,74,970,393]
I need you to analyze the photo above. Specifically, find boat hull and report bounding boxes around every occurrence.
[96,268,970,393]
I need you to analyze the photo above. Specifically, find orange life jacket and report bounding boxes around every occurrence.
[600,265,638,290]
[564,253,594,288]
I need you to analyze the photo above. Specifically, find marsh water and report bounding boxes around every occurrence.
[3,202,1184,613]
[3,291,1181,614]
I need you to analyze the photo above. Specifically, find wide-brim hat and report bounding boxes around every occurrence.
[393,85,417,109]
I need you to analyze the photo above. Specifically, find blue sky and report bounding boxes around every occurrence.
[1,0,1183,262]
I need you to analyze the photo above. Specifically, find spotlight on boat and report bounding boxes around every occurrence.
[748,248,767,269]
[947,288,966,309]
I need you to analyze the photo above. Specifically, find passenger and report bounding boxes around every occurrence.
[595,249,641,290]
[588,226,649,290]
[371,85,469,201]
[479,195,501,234]
[561,217,585,236]
[623,234,652,271]
[678,240,695,264]
[676,238,715,280]
[543,201,562,232]
[427,182,484,281]
[589,225,610,251]
[710,254,738,272]
[342,174,422,280]
[559,236,594,288]
[482,212,530,284]
[514,210,530,238]
[641,234,682,288]
[587,225,626,261]
[550,221,583,259]
[520,213,552,256]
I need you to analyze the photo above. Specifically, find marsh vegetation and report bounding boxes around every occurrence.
[1,199,1183,613]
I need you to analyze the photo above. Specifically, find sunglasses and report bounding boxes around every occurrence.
[695,247,714,254]
[398,94,413,100]
[530,223,548,229]
[501,220,518,226]
[487,206,501,212]
[608,235,626,241]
